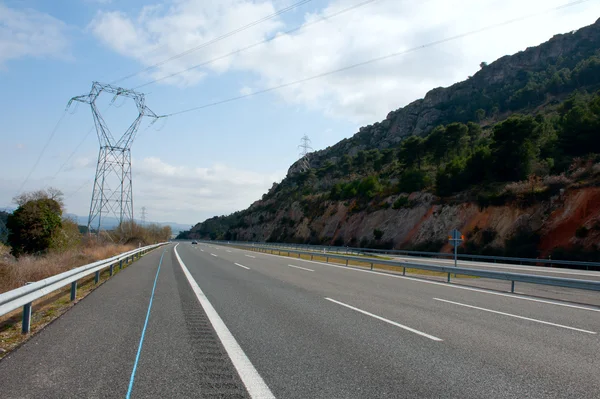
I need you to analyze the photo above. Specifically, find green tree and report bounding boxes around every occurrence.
[340,154,352,174]
[358,176,381,198]
[558,92,600,156]
[466,122,482,152]
[490,115,540,181]
[398,136,425,169]
[398,169,429,193]
[444,122,469,158]
[424,126,447,168]
[355,150,367,168]
[7,196,63,256]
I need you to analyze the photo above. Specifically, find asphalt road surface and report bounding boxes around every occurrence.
[1,242,599,398]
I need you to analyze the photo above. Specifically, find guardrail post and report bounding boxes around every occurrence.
[403,267,406,276]
[370,262,373,270]
[22,303,32,334]
[511,281,515,293]
[70,281,77,301]
[120,259,123,270]
[447,272,451,283]
[95,271,100,284]
[345,259,348,266]
[110,264,114,276]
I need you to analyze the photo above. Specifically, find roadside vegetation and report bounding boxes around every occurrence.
[0,188,171,294]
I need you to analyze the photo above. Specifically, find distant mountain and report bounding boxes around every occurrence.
[179,19,600,261]
[64,214,191,233]
[1,207,189,233]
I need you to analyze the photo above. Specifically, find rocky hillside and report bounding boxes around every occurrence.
[179,19,600,260]
[287,17,600,174]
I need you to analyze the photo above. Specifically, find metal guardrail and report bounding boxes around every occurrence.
[0,243,167,333]
[206,241,600,294]
[202,240,600,271]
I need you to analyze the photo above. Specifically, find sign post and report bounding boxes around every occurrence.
[448,229,464,268]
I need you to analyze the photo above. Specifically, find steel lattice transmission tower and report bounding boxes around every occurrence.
[67,82,160,232]
[141,207,147,226]
[0,218,8,244]
[297,135,313,172]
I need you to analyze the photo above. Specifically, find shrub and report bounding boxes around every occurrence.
[392,196,410,209]
[575,226,589,238]
[397,169,429,193]
[7,197,63,257]
[373,229,384,240]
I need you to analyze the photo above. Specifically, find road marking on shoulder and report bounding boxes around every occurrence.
[433,298,597,334]
[326,297,442,341]
[245,255,256,259]
[241,248,600,313]
[288,264,314,272]
[394,256,600,278]
[211,253,218,257]
[126,248,167,399]
[174,245,274,399]
[235,263,250,270]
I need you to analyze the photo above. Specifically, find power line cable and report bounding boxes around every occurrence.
[111,0,313,84]
[53,103,115,178]
[53,126,95,178]
[134,0,380,89]
[160,0,592,118]
[65,179,93,200]
[15,109,70,197]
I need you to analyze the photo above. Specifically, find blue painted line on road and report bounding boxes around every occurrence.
[126,248,166,399]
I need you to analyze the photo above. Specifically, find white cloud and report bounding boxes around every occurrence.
[90,0,600,122]
[132,157,285,220]
[90,0,283,87]
[0,4,70,67]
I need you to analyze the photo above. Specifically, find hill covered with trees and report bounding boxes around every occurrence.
[179,19,600,260]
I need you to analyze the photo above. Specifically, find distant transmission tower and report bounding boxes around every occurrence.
[67,82,160,232]
[141,207,147,226]
[298,135,313,172]
[0,218,8,244]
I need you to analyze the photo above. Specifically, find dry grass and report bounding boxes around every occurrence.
[0,250,144,359]
[0,242,134,294]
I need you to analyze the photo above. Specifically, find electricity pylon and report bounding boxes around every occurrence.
[67,82,160,233]
[298,135,313,172]
[0,218,8,244]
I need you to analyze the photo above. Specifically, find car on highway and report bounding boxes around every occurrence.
[191,241,198,244]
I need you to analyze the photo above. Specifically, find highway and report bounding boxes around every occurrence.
[1,242,599,398]
[235,243,600,305]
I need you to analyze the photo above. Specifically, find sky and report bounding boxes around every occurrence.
[1,0,599,226]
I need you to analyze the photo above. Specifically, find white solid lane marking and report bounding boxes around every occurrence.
[433,298,597,334]
[235,263,250,270]
[200,249,204,252]
[211,253,218,257]
[394,256,600,278]
[288,264,314,272]
[227,250,232,253]
[173,245,274,399]
[245,249,600,313]
[245,255,256,259]
[325,297,443,341]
